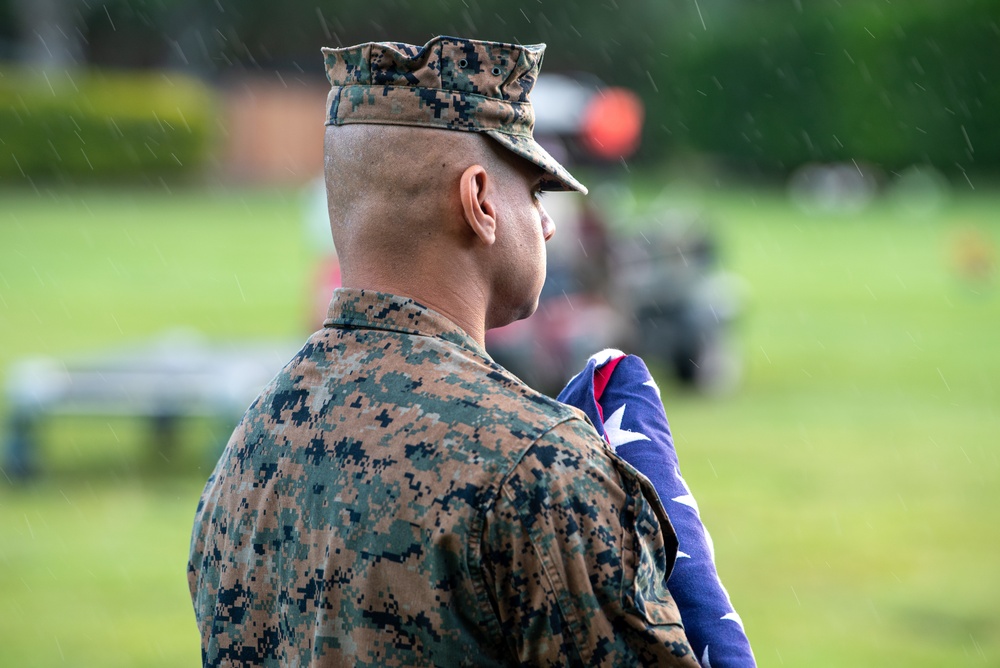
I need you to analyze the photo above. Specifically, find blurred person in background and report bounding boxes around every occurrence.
[188,36,698,667]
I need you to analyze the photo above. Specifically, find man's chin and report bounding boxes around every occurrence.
[487,296,539,331]
[518,297,540,321]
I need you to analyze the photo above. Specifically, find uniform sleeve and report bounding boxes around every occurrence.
[481,417,701,667]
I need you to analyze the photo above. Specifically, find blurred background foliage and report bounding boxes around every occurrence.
[0,0,998,181]
[0,66,214,180]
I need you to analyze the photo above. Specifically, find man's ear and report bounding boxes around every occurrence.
[459,164,497,246]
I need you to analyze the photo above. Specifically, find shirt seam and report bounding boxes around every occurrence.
[493,415,594,665]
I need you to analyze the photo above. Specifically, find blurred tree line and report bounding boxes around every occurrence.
[1,0,997,180]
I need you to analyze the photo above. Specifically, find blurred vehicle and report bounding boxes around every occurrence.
[613,211,743,391]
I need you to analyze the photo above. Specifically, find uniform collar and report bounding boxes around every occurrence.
[323,288,492,361]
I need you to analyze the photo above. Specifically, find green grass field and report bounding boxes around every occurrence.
[1,182,997,666]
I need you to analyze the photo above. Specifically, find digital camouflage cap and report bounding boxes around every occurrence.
[322,35,587,194]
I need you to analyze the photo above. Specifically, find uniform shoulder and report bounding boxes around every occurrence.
[473,360,595,433]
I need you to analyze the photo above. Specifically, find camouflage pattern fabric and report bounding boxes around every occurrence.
[189,289,698,667]
[322,36,587,194]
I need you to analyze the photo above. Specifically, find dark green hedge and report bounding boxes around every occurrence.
[650,0,1000,175]
[0,67,215,181]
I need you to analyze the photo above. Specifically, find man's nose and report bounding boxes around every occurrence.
[541,207,556,242]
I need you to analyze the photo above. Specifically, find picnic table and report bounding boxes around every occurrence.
[3,330,299,479]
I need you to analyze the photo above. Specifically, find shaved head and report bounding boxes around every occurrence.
[324,125,514,276]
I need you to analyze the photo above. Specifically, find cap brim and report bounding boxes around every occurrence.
[485,130,588,195]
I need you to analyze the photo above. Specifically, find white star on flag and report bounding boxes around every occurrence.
[588,348,626,366]
[643,378,662,399]
[721,611,746,631]
[603,403,651,450]
[670,466,701,515]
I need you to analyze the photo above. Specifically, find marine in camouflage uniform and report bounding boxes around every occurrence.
[188,36,698,667]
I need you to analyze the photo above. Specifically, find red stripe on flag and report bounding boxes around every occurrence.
[591,354,625,424]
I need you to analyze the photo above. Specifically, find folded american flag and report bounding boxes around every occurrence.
[558,349,756,668]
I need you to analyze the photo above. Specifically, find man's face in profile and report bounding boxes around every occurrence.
[487,161,556,328]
